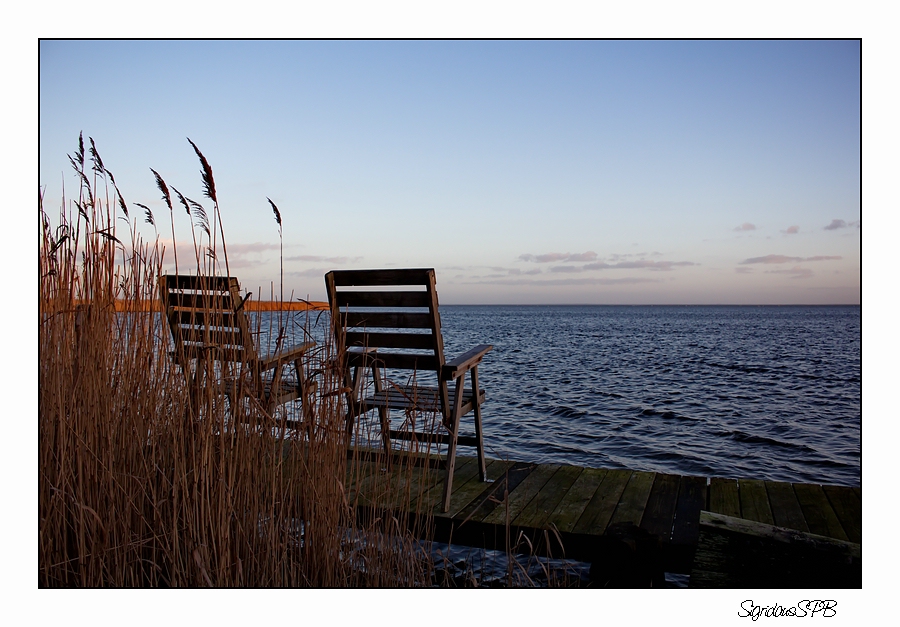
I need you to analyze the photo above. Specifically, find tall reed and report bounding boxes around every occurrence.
[38,137,433,586]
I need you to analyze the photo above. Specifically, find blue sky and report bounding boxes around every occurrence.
[39,40,860,304]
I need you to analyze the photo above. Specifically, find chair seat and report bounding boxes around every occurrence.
[224,376,318,406]
[358,384,484,417]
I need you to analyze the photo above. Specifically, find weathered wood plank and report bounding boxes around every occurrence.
[671,475,708,547]
[407,456,476,512]
[336,290,432,308]
[547,467,608,534]
[346,351,439,371]
[167,291,233,310]
[792,483,848,541]
[822,485,861,544]
[639,472,681,542]
[608,471,656,528]
[765,481,809,533]
[345,331,435,350]
[708,477,741,518]
[163,274,234,290]
[571,469,632,535]
[690,511,861,588]
[329,268,433,287]
[433,459,518,519]
[343,312,434,330]
[511,465,584,530]
[481,464,560,526]
[739,479,774,525]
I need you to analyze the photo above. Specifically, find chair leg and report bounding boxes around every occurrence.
[471,366,486,482]
[441,375,465,513]
[345,366,361,436]
[371,364,391,467]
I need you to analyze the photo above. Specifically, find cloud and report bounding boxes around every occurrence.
[783,225,800,235]
[734,223,756,232]
[286,254,363,264]
[520,251,696,273]
[583,260,697,271]
[735,267,753,274]
[469,276,660,287]
[550,265,581,273]
[519,251,598,263]
[766,266,814,279]
[824,219,847,230]
[739,255,842,265]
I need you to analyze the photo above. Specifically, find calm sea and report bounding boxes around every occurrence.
[271,305,860,488]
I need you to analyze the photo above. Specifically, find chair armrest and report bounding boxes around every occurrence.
[258,340,316,371]
[441,344,492,380]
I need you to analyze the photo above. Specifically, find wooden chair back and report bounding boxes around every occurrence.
[326,268,452,410]
[160,274,256,373]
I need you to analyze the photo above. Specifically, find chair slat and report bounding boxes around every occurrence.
[172,309,236,326]
[346,351,439,371]
[176,344,246,360]
[335,291,431,308]
[329,268,433,286]
[176,325,246,347]
[342,311,434,329]
[163,275,235,290]
[167,292,233,310]
[345,331,435,350]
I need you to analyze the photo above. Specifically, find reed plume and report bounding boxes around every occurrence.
[186,138,227,277]
[151,168,177,275]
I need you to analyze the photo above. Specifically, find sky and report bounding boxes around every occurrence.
[39,40,860,304]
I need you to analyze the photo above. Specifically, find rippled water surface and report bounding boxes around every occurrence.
[436,305,860,487]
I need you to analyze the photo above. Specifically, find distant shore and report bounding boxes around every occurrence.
[108,299,330,312]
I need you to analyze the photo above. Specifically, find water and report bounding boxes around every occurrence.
[438,305,860,488]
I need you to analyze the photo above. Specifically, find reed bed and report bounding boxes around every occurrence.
[38,137,434,587]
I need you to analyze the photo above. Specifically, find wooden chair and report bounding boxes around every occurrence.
[159,274,316,426]
[325,268,492,512]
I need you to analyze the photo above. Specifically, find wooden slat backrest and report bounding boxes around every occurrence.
[160,274,257,367]
[325,269,446,374]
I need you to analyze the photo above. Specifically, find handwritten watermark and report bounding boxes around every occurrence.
[738,600,838,620]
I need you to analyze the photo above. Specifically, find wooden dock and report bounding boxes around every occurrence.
[346,451,861,579]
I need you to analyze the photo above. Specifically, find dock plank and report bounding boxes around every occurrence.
[408,456,476,511]
[671,475,708,547]
[823,485,861,544]
[608,471,656,527]
[708,477,741,518]
[444,460,524,521]
[571,469,632,535]
[482,464,561,526]
[765,481,809,533]
[639,473,681,542]
[739,479,774,525]
[548,467,608,534]
[792,483,848,541]
[511,464,584,529]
